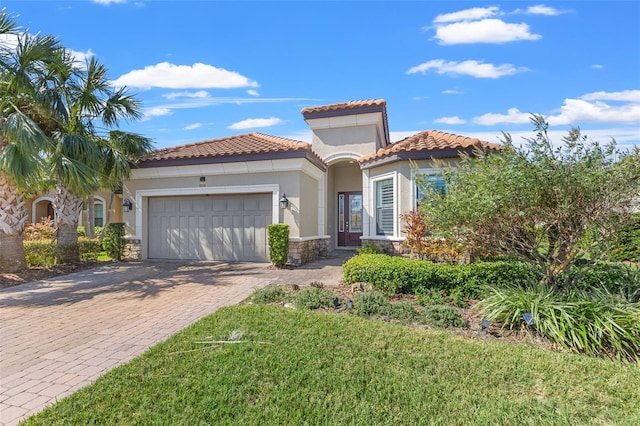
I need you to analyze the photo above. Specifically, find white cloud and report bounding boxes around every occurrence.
[580,90,640,102]
[442,89,463,94]
[67,49,96,69]
[112,62,258,89]
[228,117,284,130]
[183,123,202,130]
[163,90,210,100]
[592,64,605,69]
[434,19,541,44]
[141,107,171,121]
[435,116,466,125]
[247,89,259,96]
[522,5,564,16]
[473,108,532,125]
[0,34,19,50]
[548,98,640,125]
[407,59,526,79]
[433,6,500,23]
[92,0,126,4]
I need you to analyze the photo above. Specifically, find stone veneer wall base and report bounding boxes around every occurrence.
[288,237,330,266]
[360,238,405,256]
[123,238,141,261]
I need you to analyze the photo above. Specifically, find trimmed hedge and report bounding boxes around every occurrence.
[267,224,289,267]
[24,237,103,266]
[343,254,538,298]
[102,223,126,261]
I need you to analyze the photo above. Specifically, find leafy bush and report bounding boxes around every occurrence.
[400,209,467,263]
[353,291,391,317]
[343,254,537,298]
[569,263,640,298]
[608,213,640,262]
[267,224,289,267]
[294,287,336,310]
[477,285,640,361]
[251,284,287,304]
[24,240,56,266]
[388,301,418,322]
[78,238,102,262]
[421,305,468,328]
[356,241,382,255]
[23,217,56,241]
[416,287,467,308]
[102,223,126,261]
[77,226,103,238]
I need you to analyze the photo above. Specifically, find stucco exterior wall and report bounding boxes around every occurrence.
[311,125,379,160]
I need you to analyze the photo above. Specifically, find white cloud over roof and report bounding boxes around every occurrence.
[434,19,541,45]
[433,6,500,23]
[228,117,284,130]
[112,62,258,89]
[407,59,526,79]
[523,5,564,16]
[435,116,466,125]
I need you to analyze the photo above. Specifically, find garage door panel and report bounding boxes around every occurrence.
[149,194,271,261]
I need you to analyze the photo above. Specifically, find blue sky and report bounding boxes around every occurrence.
[2,1,639,150]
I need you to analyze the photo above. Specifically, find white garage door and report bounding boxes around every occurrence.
[148,194,272,261]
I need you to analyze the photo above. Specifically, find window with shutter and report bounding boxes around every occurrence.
[376,178,394,235]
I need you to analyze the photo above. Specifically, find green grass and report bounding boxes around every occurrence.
[24,305,640,425]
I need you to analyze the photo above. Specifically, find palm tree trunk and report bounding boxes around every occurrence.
[0,174,27,272]
[86,195,95,238]
[53,184,83,263]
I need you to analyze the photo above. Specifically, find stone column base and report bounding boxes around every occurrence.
[288,237,330,265]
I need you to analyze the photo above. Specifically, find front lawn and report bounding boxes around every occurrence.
[23,305,640,425]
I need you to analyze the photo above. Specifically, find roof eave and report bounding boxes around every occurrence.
[138,150,327,172]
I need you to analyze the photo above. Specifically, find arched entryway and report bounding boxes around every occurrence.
[326,157,363,250]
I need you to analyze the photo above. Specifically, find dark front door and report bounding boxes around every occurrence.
[337,191,362,247]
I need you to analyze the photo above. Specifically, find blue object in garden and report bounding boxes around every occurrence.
[347,299,353,309]
[481,319,490,330]
[523,313,536,325]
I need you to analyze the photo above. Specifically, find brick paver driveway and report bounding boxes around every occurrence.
[0,252,351,425]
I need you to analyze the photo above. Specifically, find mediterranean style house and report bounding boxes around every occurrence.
[121,99,500,264]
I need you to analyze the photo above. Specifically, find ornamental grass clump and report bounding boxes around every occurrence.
[293,287,336,310]
[477,285,640,361]
[251,284,287,304]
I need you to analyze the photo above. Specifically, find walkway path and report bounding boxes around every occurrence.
[0,250,354,425]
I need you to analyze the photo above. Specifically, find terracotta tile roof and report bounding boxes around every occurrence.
[301,99,387,116]
[359,130,501,164]
[138,132,325,168]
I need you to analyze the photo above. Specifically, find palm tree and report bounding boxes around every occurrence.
[1,12,153,266]
[0,13,61,272]
[47,56,152,263]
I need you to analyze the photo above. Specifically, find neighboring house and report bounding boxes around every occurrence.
[26,189,123,229]
[122,99,500,264]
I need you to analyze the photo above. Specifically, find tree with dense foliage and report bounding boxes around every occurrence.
[0,11,152,266]
[419,115,640,288]
[0,13,62,272]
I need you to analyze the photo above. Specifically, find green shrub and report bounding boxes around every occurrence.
[23,217,56,241]
[251,284,287,304]
[416,287,467,308]
[342,254,537,298]
[608,213,640,262]
[421,305,468,328]
[570,263,640,297]
[102,223,126,261]
[24,240,56,266]
[353,291,391,317]
[477,284,640,361]
[294,287,336,310]
[356,242,382,255]
[78,237,102,262]
[267,224,289,267]
[388,301,418,322]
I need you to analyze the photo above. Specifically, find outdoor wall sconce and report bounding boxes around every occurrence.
[199,176,206,187]
[122,198,133,212]
[279,193,289,209]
